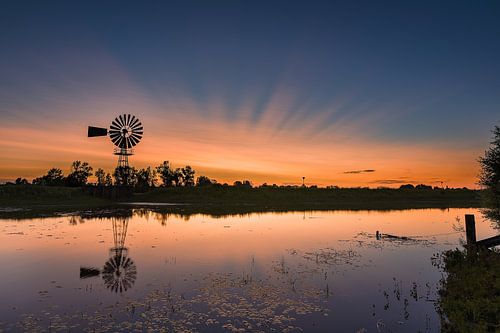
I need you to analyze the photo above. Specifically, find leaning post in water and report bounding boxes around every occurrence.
[465,214,476,246]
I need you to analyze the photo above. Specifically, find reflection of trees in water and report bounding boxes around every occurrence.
[433,248,500,332]
[481,207,500,230]
[69,215,84,225]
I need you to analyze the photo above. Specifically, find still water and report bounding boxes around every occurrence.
[0,208,495,332]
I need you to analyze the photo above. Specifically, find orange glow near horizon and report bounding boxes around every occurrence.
[0,51,484,188]
[0,109,481,188]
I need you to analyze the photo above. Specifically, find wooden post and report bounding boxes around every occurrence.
[465,214,476,245]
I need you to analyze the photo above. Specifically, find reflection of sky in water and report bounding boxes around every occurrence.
[0,208,495,332]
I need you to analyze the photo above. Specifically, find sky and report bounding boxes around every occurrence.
[1,1,499,187]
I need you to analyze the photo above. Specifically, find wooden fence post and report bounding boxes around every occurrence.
[465,214,476,246]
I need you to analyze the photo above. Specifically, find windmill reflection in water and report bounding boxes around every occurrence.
[80,218,137,293]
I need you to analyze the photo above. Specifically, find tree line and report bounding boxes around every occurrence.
[13,160,225,188]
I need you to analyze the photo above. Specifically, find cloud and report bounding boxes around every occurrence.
[343,169,376,174]
[370,179,418,185]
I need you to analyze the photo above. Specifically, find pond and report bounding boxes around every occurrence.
[0,208,496,332]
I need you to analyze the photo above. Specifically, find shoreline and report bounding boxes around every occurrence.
[0,185,485,219]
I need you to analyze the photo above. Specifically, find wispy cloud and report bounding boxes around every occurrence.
[370,179,420,185]
[343,169,376,174]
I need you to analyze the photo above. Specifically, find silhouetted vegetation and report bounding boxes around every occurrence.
[196,175,217,187]
[32,167,65,186]
[66,161,93,187]
[155,161,195,187]
[0,184,109,214]
[136,166,157,189]
[433,248,500,332]
[113,166,137,186]
[136,186,482,210]
[479,125,500,227]
[1,158,484,218]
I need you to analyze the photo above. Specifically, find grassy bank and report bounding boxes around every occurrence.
[0,185,484,219]
[0,185,111,217]
[134,186,483,209]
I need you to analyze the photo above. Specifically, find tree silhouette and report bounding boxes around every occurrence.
[479,125,500,203]
[181,166,195,186]
[156,161,175,187]
[196,175,216,186]
[136,167,157,188]
[234,180,252,188]
[33,168,65,186]
[95,168,106,185]
[105,173,113,186]
[113,166,137,186]
[479,125,500,227]
[15,177,28,185]
[172,168,183,186]
[66,161,93,187]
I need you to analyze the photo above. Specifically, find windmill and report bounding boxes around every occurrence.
[88,114,143,168]
[80,218,137,293]
[102,218,137,293]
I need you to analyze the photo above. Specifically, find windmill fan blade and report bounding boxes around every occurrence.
[130,118,140,128]
[114,116,123,128]
[128,136,138,146]
[107,114,143,149]
[119,114,126,127]
[111,120,122,129]
[88,126,108,137]
[130,133,142,141]
[129,115,138,127]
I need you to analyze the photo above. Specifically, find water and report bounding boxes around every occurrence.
[0,208,495,332]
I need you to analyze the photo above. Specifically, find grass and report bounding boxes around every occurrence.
[434,248,500,332]
[0,185,111,217]
[134,186,483,209]
[0,184,484,218]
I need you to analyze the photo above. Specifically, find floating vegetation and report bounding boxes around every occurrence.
[353,231,438,248]
[4,269,329,332]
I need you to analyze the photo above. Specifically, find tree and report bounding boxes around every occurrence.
[479,125,500,226]
[196,175,216,187]
[33,168,65,186]
[95,168,106,186]
[181,166,195,186]
[113,166,137,186]
[479,125,500,200]
[172,168,183,186]
[156,161,175,187]
[15,177,29,185]
[105,173,113,186]
[233,180,252,188]
[136,167,157,188]
[66,161,93,187]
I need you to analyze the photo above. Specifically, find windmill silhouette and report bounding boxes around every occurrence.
[88,114,143,168]
[102,219,137,293]
[80,218,137,293]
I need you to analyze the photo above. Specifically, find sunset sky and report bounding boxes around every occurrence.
[1,1,499,187]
